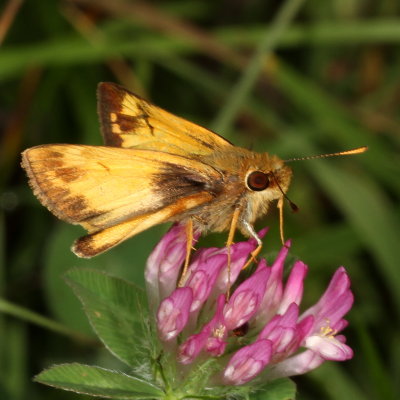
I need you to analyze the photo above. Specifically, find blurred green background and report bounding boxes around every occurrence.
[1,0,399,399]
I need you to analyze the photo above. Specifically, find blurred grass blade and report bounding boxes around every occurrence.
[0,211,4,294]
[3,19,400,82]
[212,0,305,134]
[284,134,400,313]
[0,0,23,45]
[158,57,283,138]
[0,297,94,342]
[3,321,26,400]
[308,363,366,400]
[273,61,400,195]
[0,212,4,374]
[217,20,400,48]
[353,313,397,399]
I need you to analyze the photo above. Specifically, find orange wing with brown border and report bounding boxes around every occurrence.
[21,144,222,257]
[97,82,233,155]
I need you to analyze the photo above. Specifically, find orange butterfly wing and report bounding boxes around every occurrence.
[21,145,221,257]
[97,82,233,155]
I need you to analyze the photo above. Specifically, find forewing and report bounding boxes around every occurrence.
[97,82,233,155]
[22,144,221,256]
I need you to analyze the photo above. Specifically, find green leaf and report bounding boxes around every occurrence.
[44,224,101,336]
[65,268,151,368]
[34,363,163,399]
[252,378,296,400]
[43,222,165,333]
[308,363,366,400]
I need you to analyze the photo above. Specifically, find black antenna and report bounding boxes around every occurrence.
[284,146,368,163]
[270,171,299,213]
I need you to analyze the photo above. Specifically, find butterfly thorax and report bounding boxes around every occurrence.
[178,147,292,235]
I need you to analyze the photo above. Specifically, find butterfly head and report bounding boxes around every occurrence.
[244,155,292,200]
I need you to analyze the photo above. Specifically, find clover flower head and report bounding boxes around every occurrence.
[146,224,354,388]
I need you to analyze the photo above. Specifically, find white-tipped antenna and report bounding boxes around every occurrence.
[284,146,368,163]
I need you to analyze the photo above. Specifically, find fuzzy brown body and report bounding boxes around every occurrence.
[174,149,292,235]
[21,83,292,258]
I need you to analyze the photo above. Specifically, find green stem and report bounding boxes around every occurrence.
[211,0,305,134]
[0,298,95,343]
[181,396,222,400]
[156,351,171,393]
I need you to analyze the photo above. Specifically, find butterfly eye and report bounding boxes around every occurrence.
[246,171,270,191]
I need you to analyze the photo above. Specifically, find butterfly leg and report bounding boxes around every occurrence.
[241,220,262,270]
[277,196,285,245]
[178,218,194,287]
[226,208,241,297]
